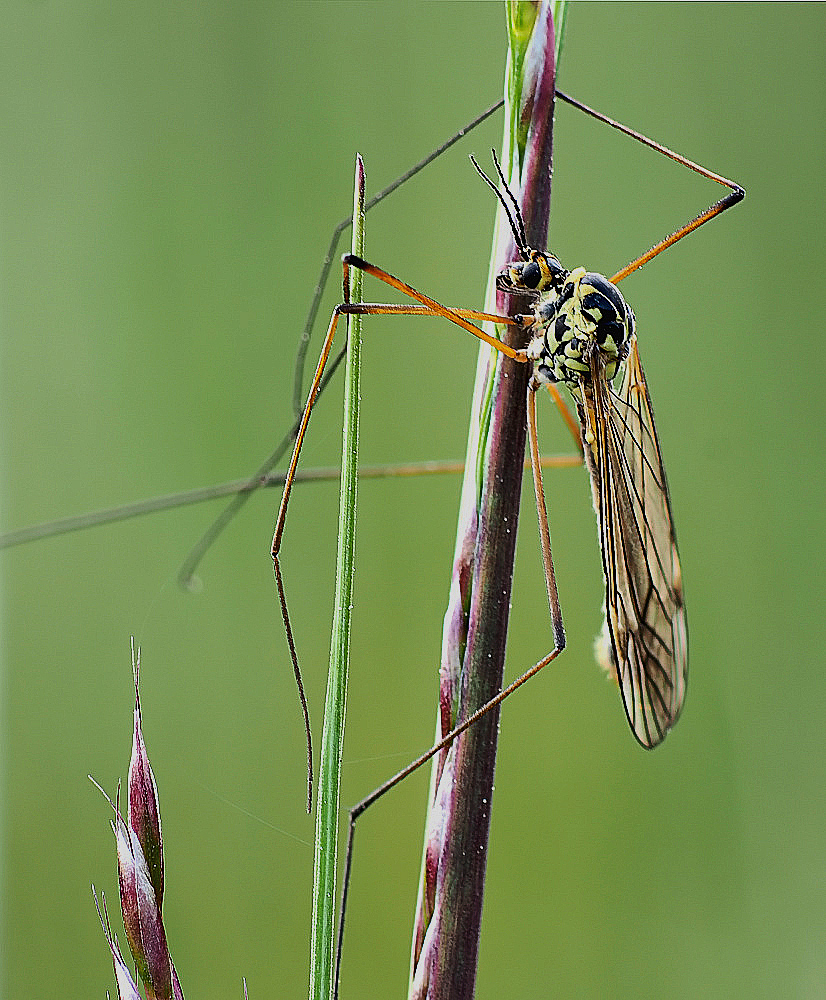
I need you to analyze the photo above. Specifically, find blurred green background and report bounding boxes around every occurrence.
[2,4,824,998]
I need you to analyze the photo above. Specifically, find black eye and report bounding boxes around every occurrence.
[521,261,541,288]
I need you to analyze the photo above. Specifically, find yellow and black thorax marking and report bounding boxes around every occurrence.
[525,265,635,386]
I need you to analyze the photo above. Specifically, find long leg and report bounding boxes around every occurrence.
[0,441,581,550]
[527,377,566,649]
[178,101,505,586]
[292,98,504,417]
[544,381,584,454]
[271,292,524,559]
[333,377,567,997]
[272,255,526,810]
[334,640,565,998]
[339,256,526,358]
[270,253,527,561]
[177,346,349,589]
[186,284,524,591]
[553,91,743,283]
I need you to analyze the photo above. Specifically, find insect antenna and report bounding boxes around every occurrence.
[469,152,529,259]
[489,147,529,251]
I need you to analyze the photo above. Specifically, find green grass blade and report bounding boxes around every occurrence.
[309,154,365,1000]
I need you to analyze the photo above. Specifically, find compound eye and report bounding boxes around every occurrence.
[521,260,541,289]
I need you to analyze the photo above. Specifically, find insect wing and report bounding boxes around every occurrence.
[586,337,687,747]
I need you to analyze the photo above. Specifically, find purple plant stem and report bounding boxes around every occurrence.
[409,5,557,999]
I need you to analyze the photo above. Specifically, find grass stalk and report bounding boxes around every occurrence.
[309,155,365,1000]
[409,4,565,997]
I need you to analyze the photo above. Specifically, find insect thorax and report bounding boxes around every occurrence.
[524,266,634,386]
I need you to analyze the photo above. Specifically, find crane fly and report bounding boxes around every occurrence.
[0,92,741,753]
[265,92,745,993]
[500,239,687,747]
[270,88,743,793]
